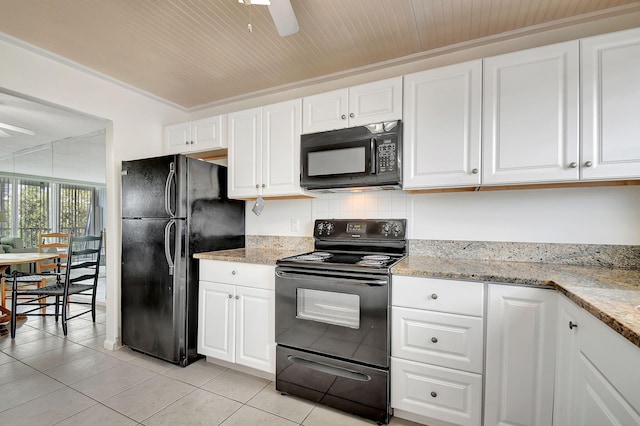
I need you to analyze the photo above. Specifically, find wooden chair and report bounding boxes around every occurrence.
[37,232,71,275]
[9,232,103,338]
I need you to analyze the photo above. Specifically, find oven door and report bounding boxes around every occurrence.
[275,267,389,368]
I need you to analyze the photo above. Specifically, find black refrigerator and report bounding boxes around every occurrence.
[121,154,244,366]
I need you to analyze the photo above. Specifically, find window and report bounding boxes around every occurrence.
[59,184,93,236]
[18,180,49,248]
[0,175,105,248]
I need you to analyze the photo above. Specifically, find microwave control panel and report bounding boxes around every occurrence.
[377,139,397,173]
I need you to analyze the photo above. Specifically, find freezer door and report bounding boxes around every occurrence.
[121,218,187,364]
[121,155,185,218]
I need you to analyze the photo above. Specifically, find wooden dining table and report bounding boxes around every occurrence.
[0,252,59,324]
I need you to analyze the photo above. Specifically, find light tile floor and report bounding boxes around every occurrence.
[0,306,424,425]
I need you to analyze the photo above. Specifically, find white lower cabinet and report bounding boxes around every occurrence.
[391,357,483,426]
[553,294,640,425]
[484,284,557,426]
[197,260,275,374]
[391,276,484,426]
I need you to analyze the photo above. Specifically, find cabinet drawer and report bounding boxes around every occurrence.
[392,276,484,316]
[392,307,483,373]
[391,357,482,426]
[199,260,275,290]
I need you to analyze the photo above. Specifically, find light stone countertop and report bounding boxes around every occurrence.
[194,248,299,266]
[393,256,640,349]
[194,249,640,349]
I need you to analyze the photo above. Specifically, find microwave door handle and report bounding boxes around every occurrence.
[370,138,376,174]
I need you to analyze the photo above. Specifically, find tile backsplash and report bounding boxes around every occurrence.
[311,190,412,234]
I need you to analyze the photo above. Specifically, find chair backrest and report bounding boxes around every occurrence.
[63,232,104,289]
[37,232,71,273]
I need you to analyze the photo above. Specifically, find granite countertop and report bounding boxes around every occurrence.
[393,256,640,349]
[194,249,640,349]
[194,248,299,266]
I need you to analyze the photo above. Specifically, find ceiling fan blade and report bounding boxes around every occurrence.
[0,129,10,138]
[268,0,299,37]
[0,122,36,136]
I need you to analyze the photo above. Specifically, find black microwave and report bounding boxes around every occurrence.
[300,120,402,191]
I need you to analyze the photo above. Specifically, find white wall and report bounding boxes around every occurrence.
[246,185,640,245]
[0,37,189,351]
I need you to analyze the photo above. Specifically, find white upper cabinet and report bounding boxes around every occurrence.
[228,99,306,199]
[228,107,261,199]
[302,77,402,133]
[165,115,226,154]
[581,27,640,180]
[482,41,580,185]
[403,60,482,189]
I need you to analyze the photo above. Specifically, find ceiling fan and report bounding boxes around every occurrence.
[238,0,299,36]
[0,122,35,138]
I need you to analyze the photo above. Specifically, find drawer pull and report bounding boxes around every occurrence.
[431,391,437,398]
[569,321,578,330]
[430,293,438,300]
[228,294,233,299]
[231,270,236,275]
[431,337,438,343]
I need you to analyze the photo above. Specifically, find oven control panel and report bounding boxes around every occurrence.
[314,219,406,239]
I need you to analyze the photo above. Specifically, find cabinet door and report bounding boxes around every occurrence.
[165,122,190,154]
[554,295,640,425]
[581,27,640,180]
[235,286,275,373]
[403,61,482,189]
[391,357,483,426]
[228,107,262,198]
[391,306,483,373]
[483,41,579,184]
[484,284,556,426]
[191,115,227,152]
[262,99,304,197]
[349,77,403,127]
[302,88,348,133]
[197,281,235,362]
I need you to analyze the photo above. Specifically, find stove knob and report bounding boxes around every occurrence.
[325,222,334,234]
[393,223,402,235]
[381,223,391,235]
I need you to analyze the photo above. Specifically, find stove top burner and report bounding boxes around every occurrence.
[357,259,386,267]
[362,255,391,261]
[294,252,333,262]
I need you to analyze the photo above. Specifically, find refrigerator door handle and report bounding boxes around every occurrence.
[164,219,176,276]
[164,161,176,218]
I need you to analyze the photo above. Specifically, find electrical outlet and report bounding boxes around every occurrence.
[290,218,299,232]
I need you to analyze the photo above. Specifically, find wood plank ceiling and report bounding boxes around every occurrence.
[1,0,638,109]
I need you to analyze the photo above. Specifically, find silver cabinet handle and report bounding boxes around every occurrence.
[255,184,259,189]
[584,161,593,167]
[228,294,233,299]
[431,337,438,343]
[341,114,347,120]
[472,168,478,174]
[431,392,437,398]
[235,295,240,300]
[430,293,438,300]
[262,184,266,188]
[349,113,355,118]
[569,162,577,168]
[231,270,236,275]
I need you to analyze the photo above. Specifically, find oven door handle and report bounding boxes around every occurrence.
[276,270,387,286]
[287,355,372,382]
